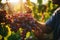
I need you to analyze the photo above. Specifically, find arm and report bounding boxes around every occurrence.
[34,21,52,34]
[32,21,52,40]
[33,16,56,40]
[34,8,60,34]
[37,22,53,34]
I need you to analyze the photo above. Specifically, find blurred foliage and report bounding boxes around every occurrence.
[0,24,8,37]
[8,31,21,40]
[0,24,8,40]
[0,0,1,3]
[32,0,58,22]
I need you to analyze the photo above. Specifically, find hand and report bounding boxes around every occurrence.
[32,21,46,40]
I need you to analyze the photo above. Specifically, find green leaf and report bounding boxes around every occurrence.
[0,24,8,37]
[8,31,21,40]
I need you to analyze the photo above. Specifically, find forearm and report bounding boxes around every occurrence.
[35,21,52,34]
[36,22,46,33]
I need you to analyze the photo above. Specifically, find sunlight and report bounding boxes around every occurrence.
[1,0,6,3]
[23,0,26,2]
[42,0,48,5]
[1,0,20,4]
[30,0,37,3]
[7,0,20,3]
[1,0,48,4]
[23,0,48,4]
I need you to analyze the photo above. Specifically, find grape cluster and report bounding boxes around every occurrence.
[0,10,43,40]
[7,12,38,32]
[0,10,41,35]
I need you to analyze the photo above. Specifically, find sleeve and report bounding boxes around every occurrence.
[46,15,56,29]
[46,10,60,30]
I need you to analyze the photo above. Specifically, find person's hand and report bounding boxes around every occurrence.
[32,26,45,40]
[34,27,43,36]
[31,21,46,40]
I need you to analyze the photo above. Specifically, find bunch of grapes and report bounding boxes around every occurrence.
[0,10,43,40]
[7,12,39,32]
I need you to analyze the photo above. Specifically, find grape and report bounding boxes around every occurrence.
[0,10,7,23]
[21,29,27,40]
[10,23,20,32]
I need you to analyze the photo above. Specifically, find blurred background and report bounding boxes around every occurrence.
[0,0,59,40]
